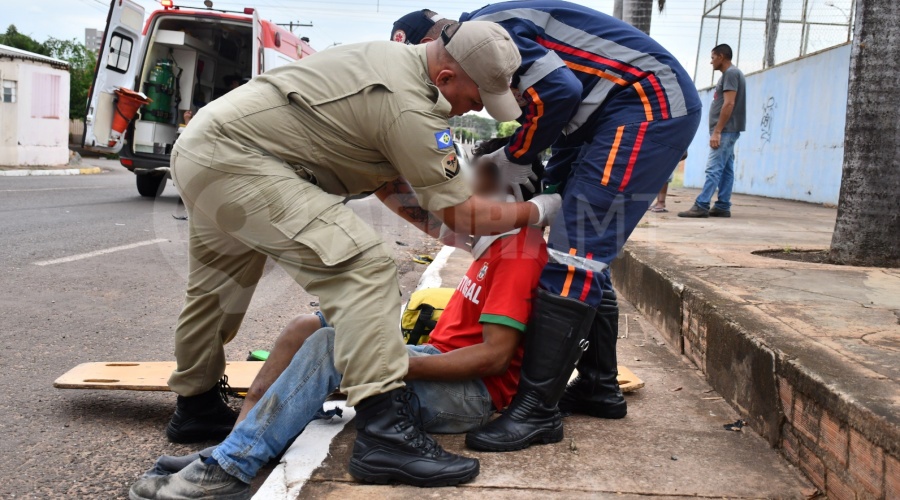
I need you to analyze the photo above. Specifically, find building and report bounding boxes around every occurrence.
[85,28,104,54]
[0,44,70,166]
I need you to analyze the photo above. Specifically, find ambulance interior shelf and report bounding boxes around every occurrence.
[133,27,247,155]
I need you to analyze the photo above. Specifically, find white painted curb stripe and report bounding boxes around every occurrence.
[0,167,102,177]
[255,246,453,498]
[253,402,354,499]
[415,245,454,290]
[33,238,169,266]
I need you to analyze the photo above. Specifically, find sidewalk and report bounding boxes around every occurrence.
[0,151,112,176]
[262,246,811,498]
[611,187,899,498]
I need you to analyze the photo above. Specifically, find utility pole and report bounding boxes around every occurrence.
[277,21,313,34]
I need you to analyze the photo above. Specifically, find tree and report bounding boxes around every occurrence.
[620,0,667,34]
[496,121,519,138]
[449,114,497,141]
[829,0,900,267]
[0,25,49,55]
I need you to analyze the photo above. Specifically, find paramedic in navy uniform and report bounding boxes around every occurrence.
[391,1,702,452]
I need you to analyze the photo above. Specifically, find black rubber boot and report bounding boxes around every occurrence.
[166,381,238,444]
[465,290,595,452]
[559,289,627,419]
[349,387,479,487]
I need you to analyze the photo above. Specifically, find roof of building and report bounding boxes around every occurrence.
[0,44,69,70]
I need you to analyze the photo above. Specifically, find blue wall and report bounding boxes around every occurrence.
[684,44,851,204]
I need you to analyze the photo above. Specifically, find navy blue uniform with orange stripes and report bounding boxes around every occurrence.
[462,1,702,306]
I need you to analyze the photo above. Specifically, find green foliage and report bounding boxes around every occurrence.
[449,114,497,142]
[496,121,519,138]
[0,25,97,120]
[455,128,476,143]
[0,25,49,55]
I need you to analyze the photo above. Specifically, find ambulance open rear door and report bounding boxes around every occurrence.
[251,8,263,77]
[82,0,145,154]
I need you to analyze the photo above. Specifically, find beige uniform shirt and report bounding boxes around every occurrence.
[174,42,470,212]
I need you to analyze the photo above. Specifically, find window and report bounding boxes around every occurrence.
[31,73,61,118]
[2,80,16,103]
[106,33,133,73]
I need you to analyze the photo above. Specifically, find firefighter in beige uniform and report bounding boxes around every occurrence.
[163,21,561,487]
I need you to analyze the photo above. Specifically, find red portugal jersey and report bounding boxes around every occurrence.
[427,227,548,409]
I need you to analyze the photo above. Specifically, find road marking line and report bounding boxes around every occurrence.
[33,238,169,266]
[254,402,353,499]
[1,186,108,193]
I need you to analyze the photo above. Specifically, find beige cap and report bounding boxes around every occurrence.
[442,21,522,122]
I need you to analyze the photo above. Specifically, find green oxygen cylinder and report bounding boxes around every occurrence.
[143,59,175,123]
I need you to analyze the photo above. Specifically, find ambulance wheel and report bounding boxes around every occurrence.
[137,173,166,198]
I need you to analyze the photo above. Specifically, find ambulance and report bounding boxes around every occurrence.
[83,0,315,197]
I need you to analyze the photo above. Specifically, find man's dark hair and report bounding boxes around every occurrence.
[472,137,544,201]
[712,44,733,61]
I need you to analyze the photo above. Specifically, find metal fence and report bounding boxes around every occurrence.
[694,0,855,88]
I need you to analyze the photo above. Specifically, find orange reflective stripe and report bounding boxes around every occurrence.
[633,81,654,121]
[620,121,649,192]
[564,61,629,87]
[560,248,578,297]
[647,74,670,119]
[513,88,545,159]
[579,253,594,302]
[602,126,626,186]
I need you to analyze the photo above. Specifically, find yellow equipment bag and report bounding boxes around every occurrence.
[401,287,455,345]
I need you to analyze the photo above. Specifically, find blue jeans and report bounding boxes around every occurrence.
[696,132,740,211]
[212,327,493,484]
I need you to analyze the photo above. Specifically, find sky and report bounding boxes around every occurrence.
[2,0,708,77]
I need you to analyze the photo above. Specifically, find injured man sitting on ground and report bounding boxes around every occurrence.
[129,139,549,499]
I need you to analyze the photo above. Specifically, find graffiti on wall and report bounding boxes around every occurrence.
[760,96,777,143]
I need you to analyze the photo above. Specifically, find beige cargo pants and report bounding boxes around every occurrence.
[167,149,408,406]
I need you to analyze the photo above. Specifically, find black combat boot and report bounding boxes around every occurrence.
[166,380,238,444]
[559,289,627,419]
[465,290,595,452]
[350,387,480,487]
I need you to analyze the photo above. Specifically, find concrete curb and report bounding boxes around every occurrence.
[611,247,900,499]
[252,402,353,499]
[0,167,103,177]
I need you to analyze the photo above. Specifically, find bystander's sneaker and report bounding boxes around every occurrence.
[677,204,710,218]
[709,207,731,217]
[129,458,249,500]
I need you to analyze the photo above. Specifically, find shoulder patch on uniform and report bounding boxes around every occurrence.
[392,29,407,43]
[434,129,453,149]
[442,152,459,179]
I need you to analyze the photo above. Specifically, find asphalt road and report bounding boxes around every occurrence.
[0,160,436,498]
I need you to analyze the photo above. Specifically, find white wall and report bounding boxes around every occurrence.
[0,59,70,166]
[685,44,851,205]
